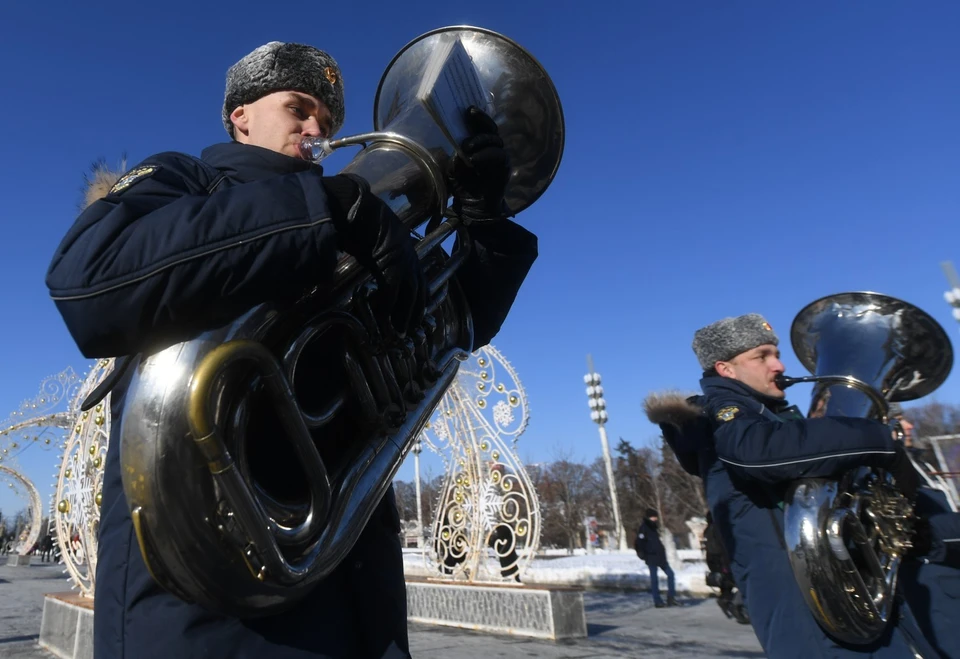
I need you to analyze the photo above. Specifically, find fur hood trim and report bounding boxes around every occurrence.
[82,160,125,209]
[643,390,703,428]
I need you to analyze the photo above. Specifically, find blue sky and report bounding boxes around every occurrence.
[1,1,958,512]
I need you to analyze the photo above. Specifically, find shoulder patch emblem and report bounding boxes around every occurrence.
[109,165,158,194]
[716,406,740,422]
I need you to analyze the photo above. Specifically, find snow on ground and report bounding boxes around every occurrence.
[403,549,713,594]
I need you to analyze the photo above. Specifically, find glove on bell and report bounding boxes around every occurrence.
[450,106,511,224]
[322,173,426,337]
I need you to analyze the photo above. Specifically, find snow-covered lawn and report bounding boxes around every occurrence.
[403,549,712,594]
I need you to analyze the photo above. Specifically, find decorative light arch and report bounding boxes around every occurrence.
[0,464,43,555]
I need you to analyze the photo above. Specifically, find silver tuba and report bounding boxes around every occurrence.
[777,292,953,645]
[119,26,564,617]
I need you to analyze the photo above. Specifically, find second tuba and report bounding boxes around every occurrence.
[118,26,564,617]
[777,292,953,645]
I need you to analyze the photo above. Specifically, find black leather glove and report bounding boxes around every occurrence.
[322,174,426,337]
[888,443,920,501]
[909,516,934,557]
[450,106,511,224]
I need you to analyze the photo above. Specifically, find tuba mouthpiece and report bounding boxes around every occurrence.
[299,136,334,164]
[775,374,797,390]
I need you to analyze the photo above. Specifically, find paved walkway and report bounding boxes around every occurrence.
[0,563,764,658]
[410,591,764,658]
[0,561,67,658]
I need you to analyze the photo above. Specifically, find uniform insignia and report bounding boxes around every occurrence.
[324,66,338,85]
[109,165,158,194]
[716,406,740,422]
[761,321,773,331]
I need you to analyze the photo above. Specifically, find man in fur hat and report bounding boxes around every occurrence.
[46,41,537,659]
[643,313,946,658]
[887,403,960,658]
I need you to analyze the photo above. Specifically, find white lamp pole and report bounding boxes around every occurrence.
[584,354,627,551]
[413,438,424,547]
[943,261,960,330]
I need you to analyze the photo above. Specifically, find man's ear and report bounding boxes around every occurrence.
[715,360,734,378]
[230,106,249,139]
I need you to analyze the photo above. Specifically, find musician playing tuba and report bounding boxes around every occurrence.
[45,40,538,659]
[643,312,945,659]
[889,403,960,659]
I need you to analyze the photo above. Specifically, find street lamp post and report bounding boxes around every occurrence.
[943,261,960,330]
[413,438,424,548]
[584,355,628,551]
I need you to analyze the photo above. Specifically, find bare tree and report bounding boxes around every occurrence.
[392,481,417,522]
[658,440,707,542]
[612,439,660,538]
[906,401,960,437]
[538,458,602,550]
[611,436,707,546]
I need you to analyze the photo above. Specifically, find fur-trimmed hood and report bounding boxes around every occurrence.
[82,161,124,209]
[643,390,703,429]
[644,390,712,477]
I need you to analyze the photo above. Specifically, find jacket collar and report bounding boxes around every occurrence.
[700,375,791,413]
[200,142,322,183]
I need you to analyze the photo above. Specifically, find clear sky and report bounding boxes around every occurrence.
[1,0,958,513]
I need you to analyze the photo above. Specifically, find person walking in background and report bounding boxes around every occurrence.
[635,508,678,608]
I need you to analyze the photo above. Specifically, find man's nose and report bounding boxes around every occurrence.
[301,117,322,137]
[772,358,785,373]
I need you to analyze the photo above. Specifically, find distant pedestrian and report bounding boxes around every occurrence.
[634,508,678,607]
[40,534,55,563]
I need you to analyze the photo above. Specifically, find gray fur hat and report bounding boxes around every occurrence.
[222,42,345,139]
[692,313,779,371]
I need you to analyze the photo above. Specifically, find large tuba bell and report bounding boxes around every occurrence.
[777,292,953,645]
[119,26,564,617]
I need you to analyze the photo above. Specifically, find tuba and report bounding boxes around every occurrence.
[777,292,953,645]
[119,26,564,617]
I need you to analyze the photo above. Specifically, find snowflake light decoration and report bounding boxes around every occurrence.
[418,344,540,583]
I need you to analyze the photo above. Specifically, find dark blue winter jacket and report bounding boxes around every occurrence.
[47,143,537,358]
[899,486,960,659]
[635,518,667,567]
[654,376,943,658]
[45,142,538,659]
